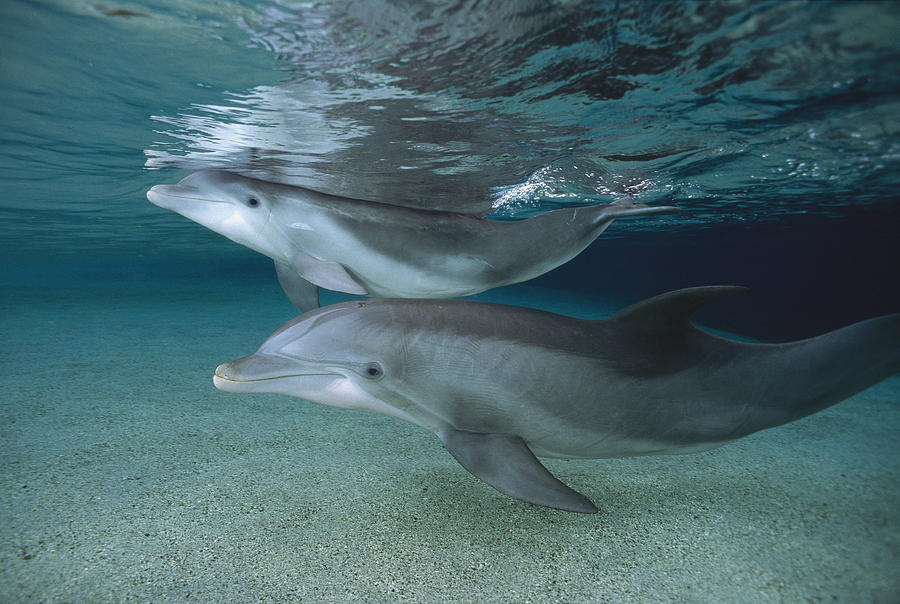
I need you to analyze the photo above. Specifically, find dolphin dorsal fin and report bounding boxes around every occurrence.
[609,286,749,332]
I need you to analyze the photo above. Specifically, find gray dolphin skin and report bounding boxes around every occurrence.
[147,170,679,311]
[212,286,900,513]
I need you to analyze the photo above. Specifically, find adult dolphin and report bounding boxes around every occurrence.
[147,170,678,310]
[213,286,900,513]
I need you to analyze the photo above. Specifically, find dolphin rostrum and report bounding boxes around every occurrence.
[212,286,900,513]
[147,170,679,311]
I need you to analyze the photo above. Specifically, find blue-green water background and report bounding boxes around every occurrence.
[2,0,898,338]
[1,1,899,601]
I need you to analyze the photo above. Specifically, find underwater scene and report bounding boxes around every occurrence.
[2,0,899,601]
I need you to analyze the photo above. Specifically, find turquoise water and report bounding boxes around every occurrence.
[1,0,898,601]
[1,0,898,334]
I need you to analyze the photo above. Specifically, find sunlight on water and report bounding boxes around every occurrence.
[141,0,900,221]
[0,0,898,251]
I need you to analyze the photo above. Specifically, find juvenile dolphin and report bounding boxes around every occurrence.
[147,170,678,310]
[212,286,900,513]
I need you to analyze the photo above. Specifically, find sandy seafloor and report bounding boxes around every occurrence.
[1,265,897,603]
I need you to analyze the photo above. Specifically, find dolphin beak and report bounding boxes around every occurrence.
[213,353,340,394]
[147,184,179,209]
[214,354,293,388]
[147,184,201,209]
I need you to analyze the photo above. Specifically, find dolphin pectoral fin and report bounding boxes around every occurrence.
[287,252,368,296]
[437,429,598,514]
[274,261,320,312]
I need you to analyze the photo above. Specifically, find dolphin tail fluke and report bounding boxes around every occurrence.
[596,200,682,223]
[772,312,900,424]
[275,261,320,312]
[437,428,599,513]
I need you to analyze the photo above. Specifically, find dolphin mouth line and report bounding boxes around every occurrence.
[147,189,231,204]
[213,372,341,384]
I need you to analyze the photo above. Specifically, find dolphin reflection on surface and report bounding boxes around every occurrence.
[148,170,679,311]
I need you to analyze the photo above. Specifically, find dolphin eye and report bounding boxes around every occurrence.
[363,362,384,379]
[247,197,260,207]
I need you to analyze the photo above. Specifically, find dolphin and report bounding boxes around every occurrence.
[212,286,900,513]
[147,170,679,311]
